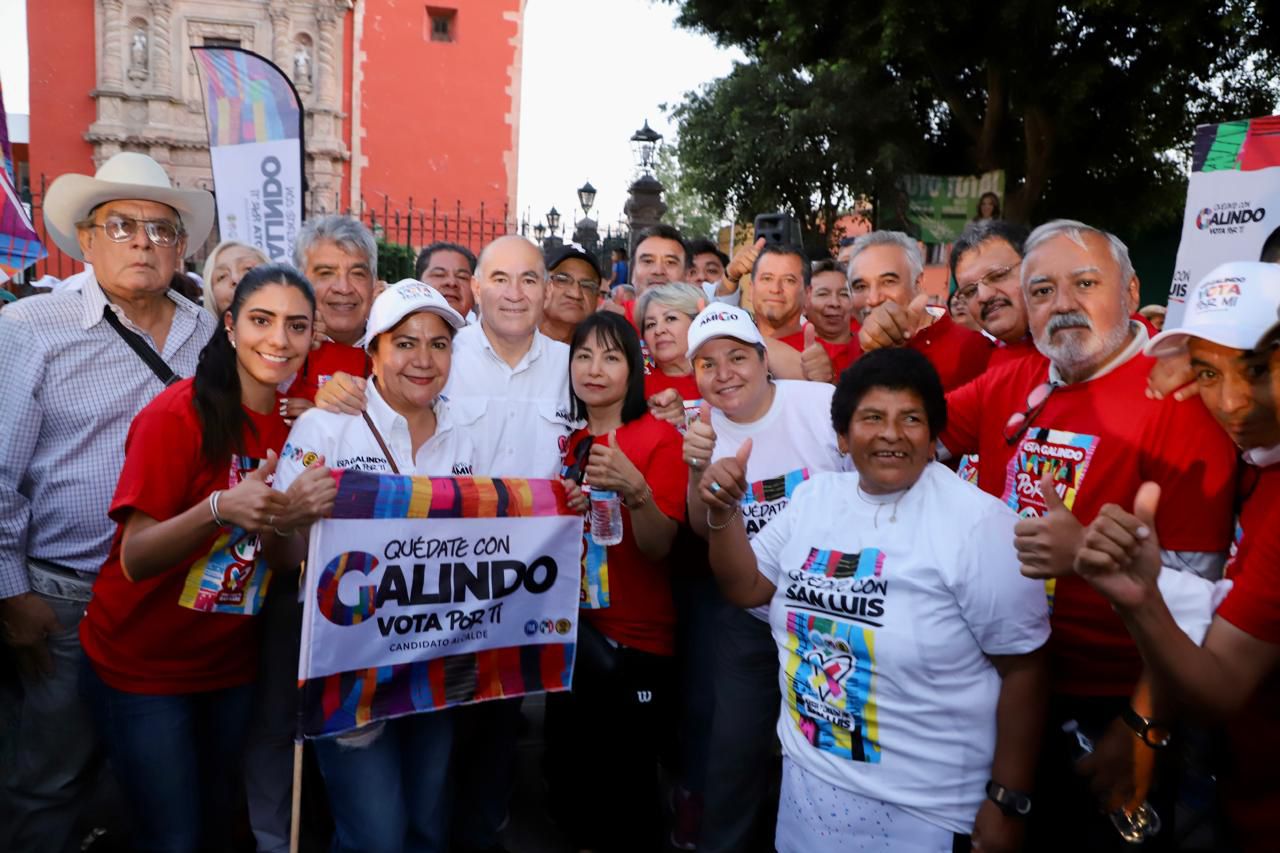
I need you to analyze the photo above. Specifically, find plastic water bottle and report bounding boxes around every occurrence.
[589,488,624,546]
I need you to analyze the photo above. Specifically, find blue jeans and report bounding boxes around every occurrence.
[313,711,455,853]
[0,562,101,853]
[78,661,253,853]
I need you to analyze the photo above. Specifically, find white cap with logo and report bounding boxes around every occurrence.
[685,304,766,361]
[1145,261,1280,358]
[358,279,467,351]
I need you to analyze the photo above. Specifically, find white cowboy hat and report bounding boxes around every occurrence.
[43,152,215,260]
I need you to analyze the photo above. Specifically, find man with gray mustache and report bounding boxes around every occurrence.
[935,220,1237,850]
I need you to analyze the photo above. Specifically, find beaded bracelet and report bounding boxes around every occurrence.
[706,505,740,531]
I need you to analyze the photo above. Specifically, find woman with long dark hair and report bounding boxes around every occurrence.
[78,265,336,851]
[547,311,688,851]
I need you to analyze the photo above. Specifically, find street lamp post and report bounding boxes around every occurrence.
[543,207,563,250]
[573,181,600,254]
[624,120,667,249]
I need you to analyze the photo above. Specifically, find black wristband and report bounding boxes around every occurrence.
[986,779,1032,817]
[1122,705,1172,749]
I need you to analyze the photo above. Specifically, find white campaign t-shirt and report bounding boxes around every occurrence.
[275,381,478,491]
[751,462,1050,835]
[709,379,848,620]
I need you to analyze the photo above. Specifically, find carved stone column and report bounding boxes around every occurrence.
[148,0,173,95]
[100,0,126,90]
[268,2,291,68]
[315,3,341,110]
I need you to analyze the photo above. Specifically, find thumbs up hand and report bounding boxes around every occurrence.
[1014,468,1086,579]
[700,438,752,511]
[1075,482,1163,611]
[800,324,836,384]
[219,449,291,533]
[683,401,717,480]
[280,455,337,531]
[586,429,646,504]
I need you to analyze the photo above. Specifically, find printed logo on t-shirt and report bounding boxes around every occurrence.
[1002,428,1099,518]
[781,547,885,764]
[1002,428,1099,611]
[178,454,275,616]
[1224,519,1245,579]
[741,468,810,538]
[956,454,980,486]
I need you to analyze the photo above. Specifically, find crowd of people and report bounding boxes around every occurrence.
[0,150,1277,853]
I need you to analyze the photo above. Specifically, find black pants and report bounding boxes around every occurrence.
[1027,693,1177,852]
[545,640,673,852]
[699,603,781,853]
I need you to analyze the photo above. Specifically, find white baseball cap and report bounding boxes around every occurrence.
[1146,261,1280,358]
[358,279,467,351]
[685,304,766,360]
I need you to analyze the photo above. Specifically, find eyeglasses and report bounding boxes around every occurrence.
[88,215,184,248]
[955,263,1019,303]
[550,272,601,296]
[425,267,472,285]
[1003,381,1056,446]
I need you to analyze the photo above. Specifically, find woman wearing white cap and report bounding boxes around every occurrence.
[679,303,848,851]
[271,279,475,853]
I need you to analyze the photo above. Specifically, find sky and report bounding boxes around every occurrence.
[0,0,739,229]
[514,0,743,237]
[0,0,28,113]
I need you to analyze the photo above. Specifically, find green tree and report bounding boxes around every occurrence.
[667,0,1280,235]
[668,58,920,253]
[653,145,721,240]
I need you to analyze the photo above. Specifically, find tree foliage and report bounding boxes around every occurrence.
[668,58,921,252]
[653,145,722,241]
[666,0,1280,236]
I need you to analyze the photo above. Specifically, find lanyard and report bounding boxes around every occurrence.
[361,411,402,474]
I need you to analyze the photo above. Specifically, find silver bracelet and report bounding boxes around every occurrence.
[209,490,227,527]
[706,505,740,531]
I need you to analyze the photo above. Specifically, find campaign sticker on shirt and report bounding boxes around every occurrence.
[741,468,810,538]
[780,547,885,764]
[177,455,274,616]
[1001,428,1099,518]
[1002,428,1099,612]
[956,454,980,486]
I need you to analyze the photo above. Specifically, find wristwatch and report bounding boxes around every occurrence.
[1121,705,1172,749]
[986,780,1033,817]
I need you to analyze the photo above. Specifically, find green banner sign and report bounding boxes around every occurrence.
[889,171,1006,244]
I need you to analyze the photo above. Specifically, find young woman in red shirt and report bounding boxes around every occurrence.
[78,265,336,852]
[547,311,688,851]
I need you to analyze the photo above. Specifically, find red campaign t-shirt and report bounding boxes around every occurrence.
[563,414,688,655]
[80,379,292,694]
[940,353,1237,696]
[987,336,1042,371]
[777,329,863,377]
[1215,464,1280,849]
[908,312,993,391]
[644,370,701,406]
[288,340,369,403]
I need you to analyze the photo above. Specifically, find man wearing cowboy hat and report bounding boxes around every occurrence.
[0,152,216,850]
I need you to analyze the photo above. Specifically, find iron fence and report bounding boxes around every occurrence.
[19,175,628,284]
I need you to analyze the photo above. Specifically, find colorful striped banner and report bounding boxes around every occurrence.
[329,469,571,520]
[299,474,582,738]
[300,643,574,736]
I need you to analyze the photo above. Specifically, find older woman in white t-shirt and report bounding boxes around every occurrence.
[271,280,474,853]
[699,345,1050,853]
[680,304,849,850]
